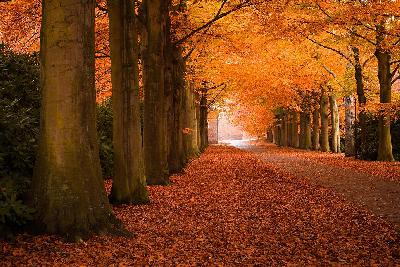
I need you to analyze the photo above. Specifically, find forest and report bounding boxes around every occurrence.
[1,0,400,265]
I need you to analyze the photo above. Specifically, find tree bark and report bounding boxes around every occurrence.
[291,111,299,148]
[199,89,208,151]
[352,46,367,159]
[142,0,170,184]
[312,108,320,151]
[32,0,120,239]
[287,112,292,146]
[329,94,341,153]
[281,113,288,147]
[375,24,394,161]
[300,112,311,150]
[320,86,330,152]
[344,96,355,156]
[107,0,149,204]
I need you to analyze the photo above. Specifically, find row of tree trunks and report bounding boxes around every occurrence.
[32,0,205,238]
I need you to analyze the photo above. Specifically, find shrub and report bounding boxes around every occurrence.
[97,97,114,179]
[0,45,40,238]
[355,113,399,161]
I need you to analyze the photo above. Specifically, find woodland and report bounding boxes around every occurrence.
[1,0,400,265]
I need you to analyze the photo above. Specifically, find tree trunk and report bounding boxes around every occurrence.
[273,124,278,145]
[375,24,394,161]
[299,112,305,149]
[107,0,149,204]
[291,111,299,148]
[300,112,311,150]
[344,96,355,156]
[142,0,169,184]
[352,46,367,159]
[32,0,120,239]
[199,89,208,151]
[281,113,288,147]
[320,86,330,152]
[329,94,341,153]
[167,47,186,174]
[312,108,320,151]
[287,112,292,146]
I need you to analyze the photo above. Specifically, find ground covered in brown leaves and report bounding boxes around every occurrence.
[2,146,400,265]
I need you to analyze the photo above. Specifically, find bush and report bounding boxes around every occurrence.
[355,113,399,161]
[97,98,114,179]
[0,45,40,238]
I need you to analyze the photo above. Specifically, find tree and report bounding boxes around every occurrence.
[107,0,149,204]
[31,0,120,239]
[142,0,170,185]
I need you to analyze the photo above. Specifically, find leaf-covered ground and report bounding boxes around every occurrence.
[238,141,400,229]
[2,146,400,265]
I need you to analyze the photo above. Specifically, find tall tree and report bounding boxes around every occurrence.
[142,0,170,185]
[107,0,149,204]
[32,0,120,239]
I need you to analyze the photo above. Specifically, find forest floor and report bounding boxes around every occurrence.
[236,140,400,229]
[2,145,400,265]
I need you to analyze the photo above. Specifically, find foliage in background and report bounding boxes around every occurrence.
[97,98,113,179]
[0,46,116,237]
[0,45,40,238]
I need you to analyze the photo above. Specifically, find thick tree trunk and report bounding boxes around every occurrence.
[320,86,330,152]
[167,47,186,174]
[291,111,299,148]
[183,84,200,159]
[312,108,320,151]
[143,0,169,184]
[329,94,341,153]
[352,46,367,159]
[107,0,148,204]
[32,0,120,238]
[375,25,394,161]
[300,112,311,150]
[344,96,355,156]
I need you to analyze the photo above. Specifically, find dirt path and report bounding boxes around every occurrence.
[1,146,400,265]
[236,141,400,230]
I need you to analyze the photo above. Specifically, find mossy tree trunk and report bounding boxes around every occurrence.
[142,0,169,184]
[329,94,341,153]
[312,108,320,151]
[320,86,330,152]
[32,0,120,239]
[107,0,149,204]
[375,24,394,162]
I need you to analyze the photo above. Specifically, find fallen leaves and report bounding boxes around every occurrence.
[1,145,400,265]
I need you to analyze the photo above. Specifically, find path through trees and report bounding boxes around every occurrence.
[2,145,400,265]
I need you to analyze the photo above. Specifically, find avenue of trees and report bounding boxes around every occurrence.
[0,0,399,240]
